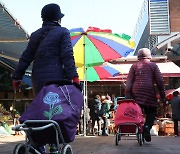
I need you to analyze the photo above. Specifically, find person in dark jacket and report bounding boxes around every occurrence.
[12,3,79,96]
[169,91,180,137]
[125,48,165,142]
[12,3,80,153]
[90,95,102,135]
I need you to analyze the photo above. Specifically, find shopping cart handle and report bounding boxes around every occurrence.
[117,99,136,104]
[12,123,55,132]
[12,124,26,131]
[30,123,55,131]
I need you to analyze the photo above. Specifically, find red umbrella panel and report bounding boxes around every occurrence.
[165,87,180,100]
[157,87,180,100]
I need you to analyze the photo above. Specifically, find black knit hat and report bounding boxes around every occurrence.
[41,3,64,21]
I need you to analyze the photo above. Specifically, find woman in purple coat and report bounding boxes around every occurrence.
[125,48,165,142]
[12,3,79,96]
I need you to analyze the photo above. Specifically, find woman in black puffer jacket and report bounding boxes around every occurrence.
[125,48,165,142]
[12,3,79,95]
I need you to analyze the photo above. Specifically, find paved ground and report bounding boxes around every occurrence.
[1,134,180,154]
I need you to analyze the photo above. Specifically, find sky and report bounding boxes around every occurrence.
[1,0,144,38]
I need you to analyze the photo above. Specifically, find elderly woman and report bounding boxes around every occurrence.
[11,3,80,153]
[125,48,165,142]
[12,3,79,96]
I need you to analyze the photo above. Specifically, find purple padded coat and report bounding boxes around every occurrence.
[125,59,165,107]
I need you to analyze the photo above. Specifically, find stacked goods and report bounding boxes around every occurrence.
[0,104,12,122]
[0,105,13,135]
[163,123,174,136]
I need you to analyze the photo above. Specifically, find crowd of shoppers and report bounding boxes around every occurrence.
[87,94,114,136]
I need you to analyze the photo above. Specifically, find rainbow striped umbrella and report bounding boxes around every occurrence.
[77,64,120,82]
[70,27,135,67]
[70,27,135,135]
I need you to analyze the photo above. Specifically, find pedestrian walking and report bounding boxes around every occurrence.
[89,95,102,135]
[125,48,165,142]
[12,3,80,96]
[11,3,80,153]
[169,91,180,137]
[13,110,21,135]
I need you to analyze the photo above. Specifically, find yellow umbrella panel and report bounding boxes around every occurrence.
[77,64,120,82]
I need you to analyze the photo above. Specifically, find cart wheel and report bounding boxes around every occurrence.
[61,144,73,154]
[115,133,119,145]
[13,143,26,154]
[139,133,144,146]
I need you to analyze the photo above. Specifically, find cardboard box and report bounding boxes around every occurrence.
[164,123,174,136]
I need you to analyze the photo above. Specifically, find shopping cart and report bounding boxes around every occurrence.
[12,80,83,153]
[114,98,145,146]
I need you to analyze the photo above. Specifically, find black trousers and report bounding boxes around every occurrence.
[139,105,157,130]
[173,119,179,136]
[91,118,101,132]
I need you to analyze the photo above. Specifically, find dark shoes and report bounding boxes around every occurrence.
[143,125,151,142]
[102,130,109,136]
[102,132,109,136]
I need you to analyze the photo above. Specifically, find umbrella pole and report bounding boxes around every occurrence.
[83,66,88,136]
[83,80,86,136]
[82,39,87,136]
[12,90,16,117]
[12,90,16,135]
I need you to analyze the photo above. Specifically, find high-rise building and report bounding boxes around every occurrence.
[132,0,180,66]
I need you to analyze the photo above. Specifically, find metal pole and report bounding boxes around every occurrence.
[12,90,16,135]
[83,66,88,136]
[83,39,87,136]
[12,90,16,111]
[83,79,86,136]
[120,85,122,96]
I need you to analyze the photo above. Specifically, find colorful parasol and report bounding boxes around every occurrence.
[77,64,120,82]
[70,27,135,136]
[70,27,135,67]
[165,87,180,100]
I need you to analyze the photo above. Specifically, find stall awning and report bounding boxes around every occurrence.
[105,61,180,81]
[156,62,180,77]
[0,2,29,65]
[0,2,31,88]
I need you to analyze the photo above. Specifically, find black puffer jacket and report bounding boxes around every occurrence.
[12,21,78,94]
[170,96,180,119]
